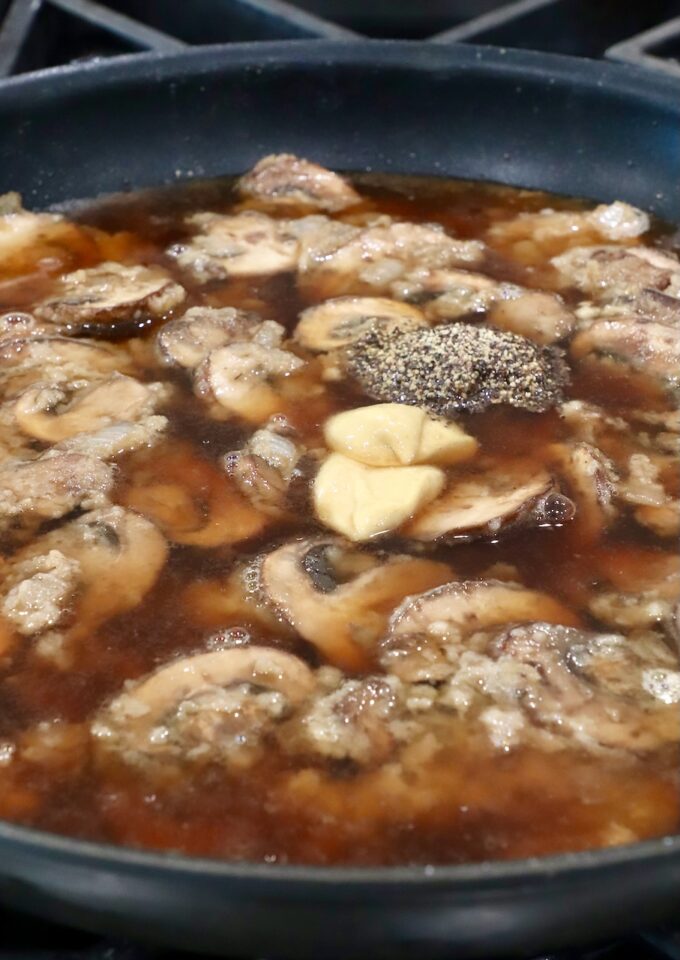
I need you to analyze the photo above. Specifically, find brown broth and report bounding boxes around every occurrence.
[0,174,678,865]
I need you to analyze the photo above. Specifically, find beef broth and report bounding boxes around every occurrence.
[0,157,677,865]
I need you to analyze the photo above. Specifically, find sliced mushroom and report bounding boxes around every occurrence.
[284,675,402,766]
[294,296,427,353]
[0,451,113,540]
[570,317,680,387]
[0,197,95,278]
[405,467,560,541]
[489,291,575,345]
[4,505,167,648]
[488,203,649,262]
[238,154,361,212]
[552,245,680,304]
[618,452,680,538]
[157,306,282,370]
[382,579,580,683]
[167,211,299,282]
[34,262,185,337]
[194,341,304,424]
[588,549,680,632]
[93,647,315,769]
[259,538,453,671]
[549,442,618,541]
[296,215,485,298]
[120,442,268,547]
[0,337,132,400]
[392,268,518,321]
[1,549,80,638]
[447,622,680,753]
[56,417,168,459]
[0,311,46,342]
[13,374,170,443]
[223,425,304,516]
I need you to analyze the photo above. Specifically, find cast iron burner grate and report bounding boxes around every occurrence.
[0,1,678,959]
[0,0,678,75]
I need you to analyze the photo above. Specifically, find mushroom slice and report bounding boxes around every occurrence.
[0,311,46,343]
[382,579,580,683]
[479,623,680,753]
[488,203,649,260]
[552,245,680,304]
[0,337,132,400]
[296,215,485,298]
[238,154,361,212]
[120,442,268,547]
[57,417,168,459]
[13,374,170,443]
[382,580,579,664]
[549,442,618,541]
[588,549,680,632]
[260,538,453,671]
[93,647,315,770]
[1,549,80,638]
[223,425,304,517]
[347,323,568,416]
[167,211,299,282]
[294,297,427,353]
[157,306,282,370]
[5,505,168,646]
[489,291,575,345]
[405,468,559,541]
[392,268,517,321]
[0,195,93,278]
[0,451,113,540]
[570,317,680,387]
[284,675,402,766]
[194,341,303,424]
[34,262,186,337]
[618,453,680,539]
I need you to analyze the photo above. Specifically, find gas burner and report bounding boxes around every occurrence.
[0,0,678,76]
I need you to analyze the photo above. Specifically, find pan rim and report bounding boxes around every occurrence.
[0,37,677,889]
[0,815,678,886]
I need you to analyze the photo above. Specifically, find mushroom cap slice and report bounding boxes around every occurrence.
[33,262,185,336]
[157,306,281,370]
[13,506,168,640]
[94,647,315,768]
[295,297,427,353]
[120,442,268,547]
[14,374,169,443]
[383,579,580,682]
[570,317,680,387]
[260,538,453,671]
[549,442,618,542]
[238,154,361,213]
[0,337,132,399]
[0,452,114,540]
[168,211,299,282]
[405,467,557,541]
[194,341,303,424]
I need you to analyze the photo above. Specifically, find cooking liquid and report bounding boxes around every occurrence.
[0,174,677,865]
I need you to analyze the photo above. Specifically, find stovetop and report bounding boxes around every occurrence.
[0,0,678,958]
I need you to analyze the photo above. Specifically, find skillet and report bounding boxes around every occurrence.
[0,39,678,959]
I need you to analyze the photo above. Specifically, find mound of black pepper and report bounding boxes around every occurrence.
[346,322,569,415]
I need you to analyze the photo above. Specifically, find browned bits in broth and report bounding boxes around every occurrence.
[0,157,678,867]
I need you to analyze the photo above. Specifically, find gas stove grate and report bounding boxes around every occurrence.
[0,0,678,76]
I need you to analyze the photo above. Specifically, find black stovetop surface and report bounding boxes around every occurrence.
[0,0,678,957]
